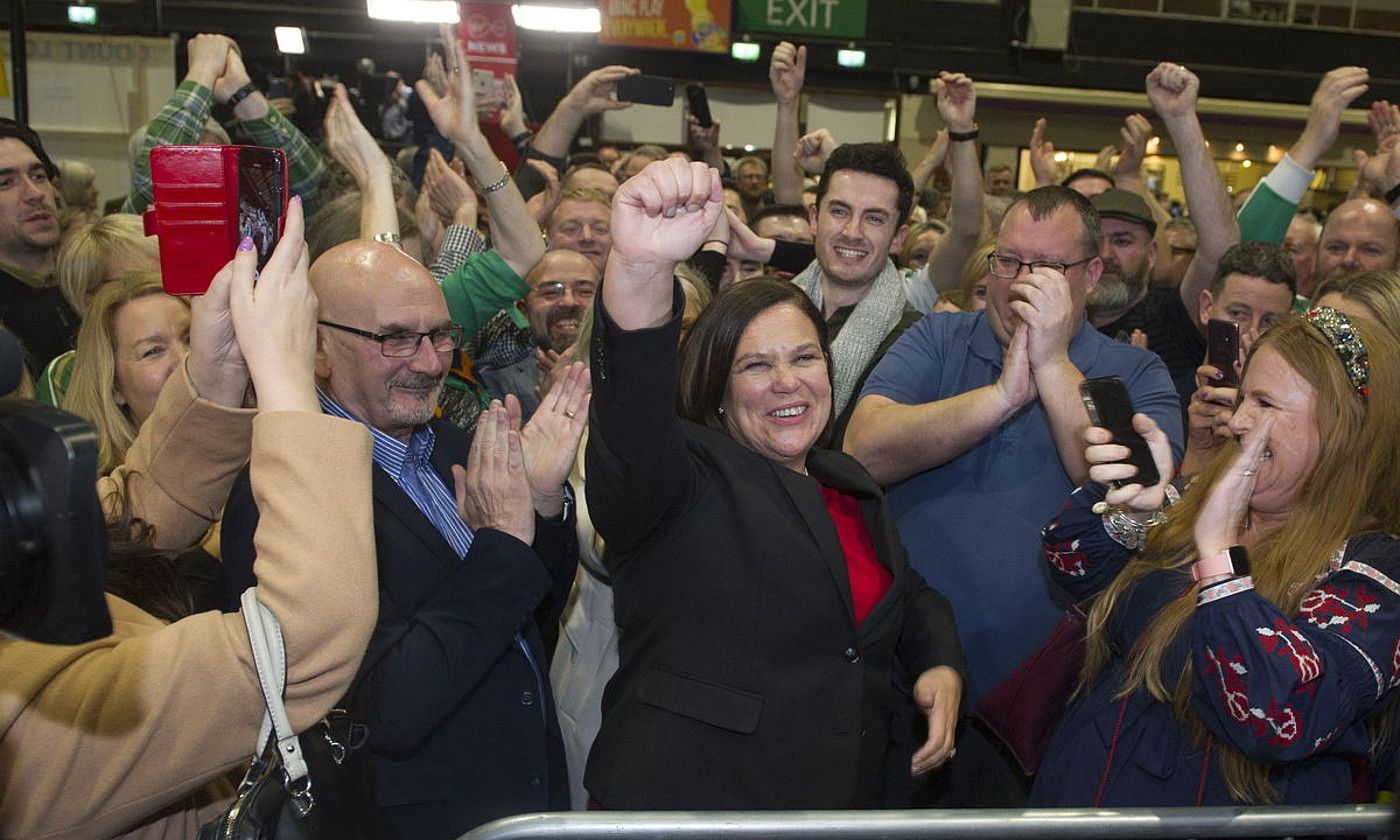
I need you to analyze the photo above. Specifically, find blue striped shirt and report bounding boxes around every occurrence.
[318,389,473,558]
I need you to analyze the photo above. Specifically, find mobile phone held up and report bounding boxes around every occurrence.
[144,145,289,296]
[1079,376,1161,489]
[1206,318,1242,387]
[685,83,712,127]
[616,74,675,107]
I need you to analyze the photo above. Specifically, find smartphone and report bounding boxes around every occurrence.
[616,74,674,107]
[1079,376,1161,488]
[1206,318,1241,387]
[471,68,504,111]
[144,145,289,295]
[685,82,712,127]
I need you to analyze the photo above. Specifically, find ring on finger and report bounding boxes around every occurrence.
[563,409,577,419]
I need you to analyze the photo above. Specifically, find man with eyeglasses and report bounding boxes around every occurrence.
[845,185,1181,809]
[466,249,600,421]
[221,238,584,837]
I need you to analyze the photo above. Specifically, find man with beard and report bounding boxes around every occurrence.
[467,249,599,420]
[221,237,584,837]
[1091,64,1239,411]
[0,120,77,375]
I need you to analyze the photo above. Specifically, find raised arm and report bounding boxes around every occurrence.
[417,25,545,277]
[323,84,399,245]
[923,72,984,295]
[1029,118,1062,187]
[1238,67,1368,243]
[531,65,639,161]
[769,41,808,205]
[1114,113,1173,236]
[1146,63,1238,313]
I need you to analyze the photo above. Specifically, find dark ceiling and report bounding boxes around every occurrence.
[6,0,1399,123]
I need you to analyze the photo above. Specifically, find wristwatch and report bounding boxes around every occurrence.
[1191,545,1250,582]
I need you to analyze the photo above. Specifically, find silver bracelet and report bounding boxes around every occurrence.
[477,162,510,194]
[1099,484,1179,550]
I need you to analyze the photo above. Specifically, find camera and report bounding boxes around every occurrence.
[0,329,111,644]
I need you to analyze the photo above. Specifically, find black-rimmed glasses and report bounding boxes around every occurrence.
[317,320,464,357]
[986,254,1098,279]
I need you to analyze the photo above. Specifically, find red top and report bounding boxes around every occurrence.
[819,485,892,625]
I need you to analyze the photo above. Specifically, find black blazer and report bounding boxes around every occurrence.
[583,290,965,810]
[222,418,576,838]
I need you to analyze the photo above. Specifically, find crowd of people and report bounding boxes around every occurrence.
[2,23,1399,840]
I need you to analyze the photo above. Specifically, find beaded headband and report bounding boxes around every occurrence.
[1304,306,1369,397]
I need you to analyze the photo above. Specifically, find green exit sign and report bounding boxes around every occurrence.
[736,0,867,39]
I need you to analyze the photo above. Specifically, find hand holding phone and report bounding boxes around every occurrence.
[144,145,289,296]
[685,83,712,127]
[616,74,675,107]
[1206,319,1241,387]
[1080,376,1161,489]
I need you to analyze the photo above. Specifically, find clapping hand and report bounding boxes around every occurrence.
[454,401,535,545]
[416,23,484,146]
[324,84,389,185]
[515,361,591,518]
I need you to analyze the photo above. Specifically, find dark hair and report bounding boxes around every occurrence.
[815,143,915,223]
[677,278,832,439]
[1211,240,1297,296]
[749,204,810,227]
[0,119,57,179]
[1006,185,1102,260]
[1061,168,1115,190]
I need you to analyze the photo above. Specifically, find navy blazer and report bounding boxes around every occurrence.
[222,418,576,838]
[583,290,965,810]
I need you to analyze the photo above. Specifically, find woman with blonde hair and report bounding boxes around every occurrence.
[55,158,99,230]
[63,272,190,474]
[1312,269,1400,331]
[932,239,993,313]
[1032,308,1400,805]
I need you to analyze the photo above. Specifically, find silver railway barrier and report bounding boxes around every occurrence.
[462,805,1394,840]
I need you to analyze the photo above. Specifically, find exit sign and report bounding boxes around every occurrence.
[735,0,867,38]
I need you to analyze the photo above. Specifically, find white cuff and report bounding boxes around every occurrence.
[1260,153,1314,204]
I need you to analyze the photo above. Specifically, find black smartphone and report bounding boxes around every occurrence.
[1079,376,1161,488]
[237,147,286,271]
[1206,318,1241,387]
[685,82,712,127]
[616,74,674,107]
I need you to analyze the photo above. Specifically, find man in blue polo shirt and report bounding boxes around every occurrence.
[845,185,1183,808]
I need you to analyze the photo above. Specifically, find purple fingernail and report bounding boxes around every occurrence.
[1212,370,1223,379]
[238,236,255,252]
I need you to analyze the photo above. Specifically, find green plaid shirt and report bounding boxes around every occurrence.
[123,80,324,214]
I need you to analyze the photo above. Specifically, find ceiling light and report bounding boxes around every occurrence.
[274,26,307,55]
[67,4,97,25]
[731,41,760,61]
[836,48,865,68]
[512,4,601,32]
[366,0,459,23]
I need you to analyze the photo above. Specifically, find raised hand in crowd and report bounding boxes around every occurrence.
[1354,100,1400,197]
[525,158,562,227]
[1292,66,1369,170]
[908,129,949,191]
[1113,113,1153,187]
[514,361,590,517]
[770,40,807,204]
[532,64,639,160]
[424,147,479,227]
[1092,144,1116,175]
[1145,61,1199,121]
[686,111,724,172]
[794,128,838,176]
[422,50,450,99]
[323,82,398,245]
[604,159,724,329]
[1083,411,1176,511]
[212,40,268,119]
[499,74,528,140]
[1029,117,1062,186]
[453,400,535,546]
[183,32,232,90]
[416,27,486,147]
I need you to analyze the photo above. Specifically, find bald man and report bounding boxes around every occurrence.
[221,240,579,837]
[1316,197,1400,283]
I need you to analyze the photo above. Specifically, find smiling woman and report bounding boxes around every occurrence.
[1031,307,1400,807]
[585,158,965,810]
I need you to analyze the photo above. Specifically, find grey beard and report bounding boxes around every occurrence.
[1087,271,1147,317]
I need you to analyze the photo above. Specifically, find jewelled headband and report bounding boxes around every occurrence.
[1304,306,1369,397]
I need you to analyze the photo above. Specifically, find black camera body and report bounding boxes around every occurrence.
[0,398,111,644]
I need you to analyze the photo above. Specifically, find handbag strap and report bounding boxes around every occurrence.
[239,587,310,793]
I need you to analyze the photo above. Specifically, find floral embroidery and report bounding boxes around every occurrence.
[1045,538,1087,577]
[1255,619,1322,687]
[1203,647,1302,747]
[1300,584,1380,635]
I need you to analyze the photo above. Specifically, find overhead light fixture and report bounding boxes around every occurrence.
[274,26,307,55]
[731,41,760,62]
[836,48,866,69]
[67,4,97,25]
[512,4,600,33]
[366,0,459,23]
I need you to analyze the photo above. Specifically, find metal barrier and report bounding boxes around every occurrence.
[462,805,1394,840]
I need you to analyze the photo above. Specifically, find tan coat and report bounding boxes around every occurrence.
[0,365,377,839]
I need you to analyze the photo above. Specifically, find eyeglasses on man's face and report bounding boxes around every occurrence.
[986,253,1097,279]
[317,320,464,357]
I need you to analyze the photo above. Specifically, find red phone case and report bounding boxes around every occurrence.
[143,145,288,295]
